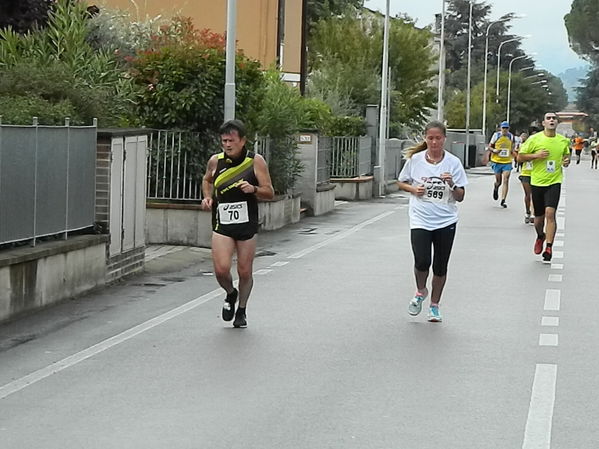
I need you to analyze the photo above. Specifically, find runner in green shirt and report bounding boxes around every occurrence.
[518,112,570,262]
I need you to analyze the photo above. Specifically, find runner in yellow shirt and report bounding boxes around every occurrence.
[487,121,516,208]
[518,113,570,262]
[517,132,534,224]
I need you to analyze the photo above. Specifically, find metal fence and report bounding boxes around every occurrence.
[330,136,373,178]
[147,132,278,202]
[146,130,217,201]
[0,119,97,246]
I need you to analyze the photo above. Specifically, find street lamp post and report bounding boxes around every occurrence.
[465,0,473,168]
[224,0,237,121]
[523,73,545,80]
[437,0,446,121]
[482,18,509,139]
[506,54,528,123]
[481,15,525,138]
[376,0,390,196]
[495,37,521,103]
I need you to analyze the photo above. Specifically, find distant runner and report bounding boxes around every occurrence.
[487,121,515,208]
[517,132,534,224]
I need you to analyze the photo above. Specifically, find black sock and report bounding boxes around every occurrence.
[537,232,546,240]
[237,306,246,315]
[546,242,553,248]
[227,288,238,300]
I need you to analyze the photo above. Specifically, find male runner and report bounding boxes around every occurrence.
[201,120,274,328]
[487,121,515,208]
[573,134,584,165]
[518,113,570,262]
[517,132,534,224]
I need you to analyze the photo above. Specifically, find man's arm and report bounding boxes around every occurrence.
[251,154,274,200]
[201,155,218,210]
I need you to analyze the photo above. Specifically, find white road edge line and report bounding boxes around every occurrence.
[288,210,395,259]
[522,364,557,449]
[0,287,223,400]
[0,210,399,399]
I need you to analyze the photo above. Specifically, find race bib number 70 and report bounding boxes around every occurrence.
[218,201,249,225]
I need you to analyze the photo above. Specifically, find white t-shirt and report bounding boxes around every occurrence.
[398,151,468,230]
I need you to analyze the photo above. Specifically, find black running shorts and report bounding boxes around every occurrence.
[531,183,561,214]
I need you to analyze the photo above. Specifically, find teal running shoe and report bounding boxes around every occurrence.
[408,289,428,316]
[427,305,442,322]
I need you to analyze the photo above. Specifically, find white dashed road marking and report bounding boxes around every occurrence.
[541,317,559,327]
[522,364,557,449]
[544,290,561,311]
[539,334,559,346]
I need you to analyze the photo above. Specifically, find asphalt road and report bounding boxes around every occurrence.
[1,158,598,449]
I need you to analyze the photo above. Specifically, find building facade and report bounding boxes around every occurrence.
[97,0,304,84]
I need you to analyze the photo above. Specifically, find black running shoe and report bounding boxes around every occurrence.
[501,199,507,208]
[493,184,499,200]
[542,246,552,262]
[233,309,247,328]
[222,288,238,321]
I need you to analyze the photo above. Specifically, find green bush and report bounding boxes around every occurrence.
[327,115,367,136]
[129,17,265,132]
[0,62,111,125]
[0,95,76,125]
[0,0,137,126]
[298,97,333,131]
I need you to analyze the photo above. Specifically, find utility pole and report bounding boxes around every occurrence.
[224,0,237,121]
[376,0,390,196]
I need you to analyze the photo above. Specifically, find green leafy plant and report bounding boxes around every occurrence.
[0,0,137,126]
[129,17,264,132]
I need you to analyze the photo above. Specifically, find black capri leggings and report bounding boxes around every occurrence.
[410,223,457,277]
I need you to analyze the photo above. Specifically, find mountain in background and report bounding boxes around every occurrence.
[559,66,589,103]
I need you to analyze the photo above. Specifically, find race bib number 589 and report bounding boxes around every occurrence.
[218,201,249,225]
[423,182,449,203]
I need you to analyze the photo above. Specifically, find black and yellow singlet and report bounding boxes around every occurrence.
[212,149,259,240]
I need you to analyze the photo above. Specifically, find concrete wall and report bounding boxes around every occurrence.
[296,132,336,216]
[0,235,108,323]
[331,177,374,201]
[313,185,336,216]
[146,196,301,247]
[258,195,301,231]
[146,204,213,247]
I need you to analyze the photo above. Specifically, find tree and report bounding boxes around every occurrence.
[306,0,363,29]
[307,9,437,134]
[565,0,599,62]
[446,69,566,134]
[442,0,525,90]
[576,68,599,124]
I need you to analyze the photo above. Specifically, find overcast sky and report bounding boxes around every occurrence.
[364,0,587,76]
